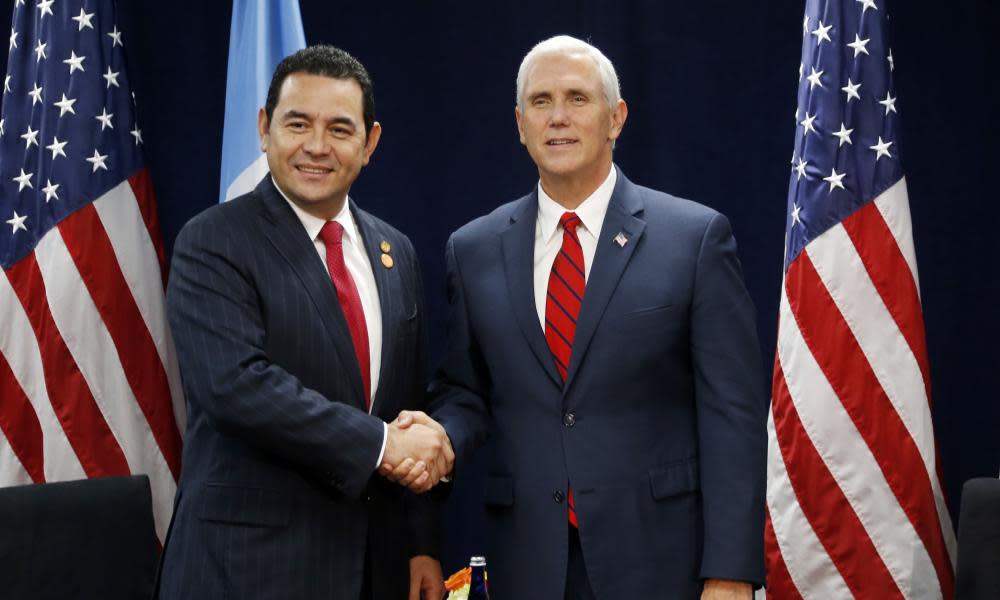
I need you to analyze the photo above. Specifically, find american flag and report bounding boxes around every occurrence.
[0,0,183,542]
[764,1,957,598]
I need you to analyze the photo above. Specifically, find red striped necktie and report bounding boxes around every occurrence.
[319,221,371,409]
[544,211,585,528]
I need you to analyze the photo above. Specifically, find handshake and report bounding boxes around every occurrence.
[379,410,454,493]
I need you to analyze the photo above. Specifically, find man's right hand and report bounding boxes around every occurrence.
[381,411,454,493]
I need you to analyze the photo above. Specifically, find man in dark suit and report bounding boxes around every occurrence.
[391,36,767,599]
[158,46,451,600]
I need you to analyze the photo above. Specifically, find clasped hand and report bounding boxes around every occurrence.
[379,410,454,493]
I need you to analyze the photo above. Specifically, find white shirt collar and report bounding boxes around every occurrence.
[536,165,617,244]
[272,176,361,245]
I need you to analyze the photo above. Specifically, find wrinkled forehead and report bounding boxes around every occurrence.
[523,51,603,92]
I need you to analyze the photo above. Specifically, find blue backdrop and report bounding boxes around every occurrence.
[2,0,996,574]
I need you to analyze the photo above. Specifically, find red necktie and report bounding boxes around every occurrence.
[544,212,585,527]
[319,221,371,409]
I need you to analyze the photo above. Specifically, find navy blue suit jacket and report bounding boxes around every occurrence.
[158,177,438,600]
[430,169,767,599]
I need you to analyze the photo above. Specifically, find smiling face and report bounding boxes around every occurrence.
[258,72,381,219]
[515,51,626,201]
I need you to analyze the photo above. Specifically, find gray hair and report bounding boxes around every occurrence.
[515,35,621,110]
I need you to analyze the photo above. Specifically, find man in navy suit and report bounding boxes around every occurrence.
[158,46,451,600]
[391,36,767,599]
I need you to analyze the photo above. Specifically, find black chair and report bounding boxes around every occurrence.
[955,477,1000,600]
[0,475,159,599]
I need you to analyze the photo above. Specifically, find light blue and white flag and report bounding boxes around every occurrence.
[219,0,306,202]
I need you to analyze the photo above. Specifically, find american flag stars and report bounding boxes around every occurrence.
[20,125,38,148]
[1,0,143,248]
[833,123,853,146]
[857,0,878,13]
[806,66,824,90]
[13,169,33,191]
[72,8,96,31]
[841,78,861,102]
[847,34,870,57]
[96,108,114,130]
[28,82,42,105]
[86,149,109,172]
[5,211,27,233]
[108,26,123,47]
[54,93,77,117]
[787,0,901,250]
[37,0,55,19]
[811,21,832,45]
[103,67,120,88]
[822,167,846,191]
[63,50,85,73]
[46,136,67,159]
[800,111,818,135]
[870,136,893,160]
[879,91,897,114]
[41,179,59,202]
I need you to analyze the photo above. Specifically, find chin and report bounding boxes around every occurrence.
[541,162,585,179]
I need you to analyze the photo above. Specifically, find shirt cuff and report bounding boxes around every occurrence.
[375,422,388,470]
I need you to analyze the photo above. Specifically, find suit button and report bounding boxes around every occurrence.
[553,490,565,503]
[563,412,576,427]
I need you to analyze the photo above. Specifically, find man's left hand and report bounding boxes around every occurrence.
[701,578,752,600]
[409,555,444,600]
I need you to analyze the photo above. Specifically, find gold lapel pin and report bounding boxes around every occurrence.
[380,240,392,253]
[381,254,394,269]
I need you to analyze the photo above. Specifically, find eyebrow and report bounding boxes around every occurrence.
[527,88,591,102]
[280,110,357,129]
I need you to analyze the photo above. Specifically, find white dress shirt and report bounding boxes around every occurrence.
[274,178,388,466]
[533,166,617,327]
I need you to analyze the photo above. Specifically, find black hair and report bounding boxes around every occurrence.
[264,45,375,136]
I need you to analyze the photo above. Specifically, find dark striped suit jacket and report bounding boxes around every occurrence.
[157,177,439,600]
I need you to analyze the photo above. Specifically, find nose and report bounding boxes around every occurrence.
[302,127,330,156]
[548,101,570,127]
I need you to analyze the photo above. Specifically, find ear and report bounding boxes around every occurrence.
[257,107,270,152]
[362,121,382,166]
[608,99,628,142]
[515,105,527,145]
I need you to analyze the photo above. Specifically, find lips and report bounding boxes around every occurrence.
[546,138,577,146]
[296,165,333,175]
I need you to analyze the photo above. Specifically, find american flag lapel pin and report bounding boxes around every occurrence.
[613,232,628,248]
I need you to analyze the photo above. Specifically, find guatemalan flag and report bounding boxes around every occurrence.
[763,0,956,598]
[219,0,305,203]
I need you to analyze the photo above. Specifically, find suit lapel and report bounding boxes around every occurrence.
[564,171,646,392]
[256,178,366,408]
[501,192,563,388]
[351,204,397,416]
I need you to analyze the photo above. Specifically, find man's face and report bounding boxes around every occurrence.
[515,52,626,186]
[258,72,381,218]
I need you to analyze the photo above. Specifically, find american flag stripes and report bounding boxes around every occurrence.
[0,0,183,541]
[764,0,956,598]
